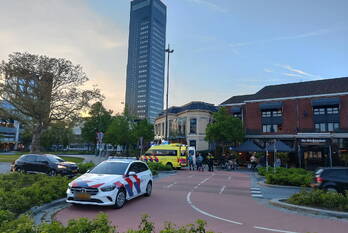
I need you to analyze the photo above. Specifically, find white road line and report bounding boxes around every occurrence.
[186,192,243,225]
[219,185,226,195]
[166,182,177,188]
[252,194,263,198]
[250,187,260,190]
[253,226,299,233]
[188,175,194,178]
[228,176,232,181]
[251,191,262,193]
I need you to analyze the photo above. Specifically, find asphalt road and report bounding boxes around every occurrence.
[56,170,348,233]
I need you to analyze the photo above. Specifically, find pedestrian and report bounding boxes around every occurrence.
[196,153,204,172]
[207,153,215,172]
[188,153,194,171]
[250,154,257,171]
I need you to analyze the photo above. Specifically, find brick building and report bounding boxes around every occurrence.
[221,77,348,169]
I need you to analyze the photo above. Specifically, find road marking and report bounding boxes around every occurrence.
[166,182,176,188]
[250,187,260,190]
[253,226,299,233]
[228,175,232,181]
[219,185,226,195]
[188,174,194,178]
[251,190,262,193]
[251,194,263,198]
[186,192,243,225]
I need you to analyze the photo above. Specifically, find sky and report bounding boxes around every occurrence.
[0,0,347,113]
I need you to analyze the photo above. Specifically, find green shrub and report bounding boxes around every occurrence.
[0,173,70,216]
[146,162,172,176]
[1,213,215,233]
[77,162,95,174]
[261,167,313,187]
[287,190,348,211]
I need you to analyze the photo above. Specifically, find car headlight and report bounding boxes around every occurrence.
[58,165,67,169]
[68,183,72,189]
[101,184,116,192]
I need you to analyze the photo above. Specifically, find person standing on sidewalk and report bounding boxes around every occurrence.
[188,153,194,171]
[196,153,204,171]
[207,153,215,172]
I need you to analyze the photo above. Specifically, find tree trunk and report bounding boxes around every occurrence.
[31,126,43,153]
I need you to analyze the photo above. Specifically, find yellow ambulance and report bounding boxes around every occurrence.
[141,143,195,169]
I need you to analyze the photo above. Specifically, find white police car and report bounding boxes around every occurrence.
[66,159,153,208]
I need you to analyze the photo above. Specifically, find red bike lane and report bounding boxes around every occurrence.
[55,171,348,233]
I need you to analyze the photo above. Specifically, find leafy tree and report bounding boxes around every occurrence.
[104,115,135,152]
[205,107,244,154]
[0,52,101,153]
[81,102,113,145]
[41,121,73,150]
[133,119,154,153]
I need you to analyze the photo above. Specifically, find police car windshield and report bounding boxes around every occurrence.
[89,162,129,175]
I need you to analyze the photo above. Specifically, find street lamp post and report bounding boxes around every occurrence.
[165,44,174,141]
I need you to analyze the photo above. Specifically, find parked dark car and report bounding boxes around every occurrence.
[11,154,79,177]
[312,167,348,194]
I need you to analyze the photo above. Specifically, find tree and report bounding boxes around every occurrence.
[81,102,113,146]
[205,107,244,154]
[0,52,101,153]
[41,121,73,151]
[104,115,135,152]
[133,119,154,153]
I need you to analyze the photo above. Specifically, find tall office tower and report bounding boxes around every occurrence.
[125,0,166,122]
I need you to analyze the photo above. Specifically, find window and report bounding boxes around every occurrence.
[153,150,177,156]
[262,111,271,117]
[262,124,281,133]
[272,110,282,117]
[315,123,339,132]
[189,118,197,134]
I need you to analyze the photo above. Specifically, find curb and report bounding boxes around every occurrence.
[258,181,311,190]
[27,198,66,216]
[270,198,348,218]
[25,198,68,224]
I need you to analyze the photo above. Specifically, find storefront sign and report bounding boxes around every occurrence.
[301,139,327,144]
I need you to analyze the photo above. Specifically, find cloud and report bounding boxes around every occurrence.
[264,68,274,73]
[0,0,128,113]
[277,64,322,79]
[282,73,305,78]
[229,28,341,48]
[185,0,228,13]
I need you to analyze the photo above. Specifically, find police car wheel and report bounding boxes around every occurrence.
[144,182,152,197]
[114,189,126,209]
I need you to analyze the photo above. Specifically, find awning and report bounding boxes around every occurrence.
[266,141,293,152]
[234,140,264,152]
[260,102,282,110]
[231,107,241,113]
[311,97,340,107]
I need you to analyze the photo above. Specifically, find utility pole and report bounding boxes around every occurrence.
[165,44,174,141]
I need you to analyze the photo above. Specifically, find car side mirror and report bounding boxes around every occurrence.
[128,171,136,176]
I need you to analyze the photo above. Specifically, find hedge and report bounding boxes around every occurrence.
[258,167,313,187]
[146,162,172,176]
[77,162,95,174]
[287,190,348,212]
[1,213,214,233]
[0,173,70,216]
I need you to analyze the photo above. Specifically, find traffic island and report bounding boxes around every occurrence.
[270,198,348,219]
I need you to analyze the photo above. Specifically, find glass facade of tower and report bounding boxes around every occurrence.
[125,0,166,122]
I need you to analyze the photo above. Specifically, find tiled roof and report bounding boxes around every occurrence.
[221,77,348,105]
[220,94,254,105]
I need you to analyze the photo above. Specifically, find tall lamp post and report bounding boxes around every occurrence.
[165,44,174,141]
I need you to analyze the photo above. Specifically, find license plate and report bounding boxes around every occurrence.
[75,193,91,200]
[72,170,78,173]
